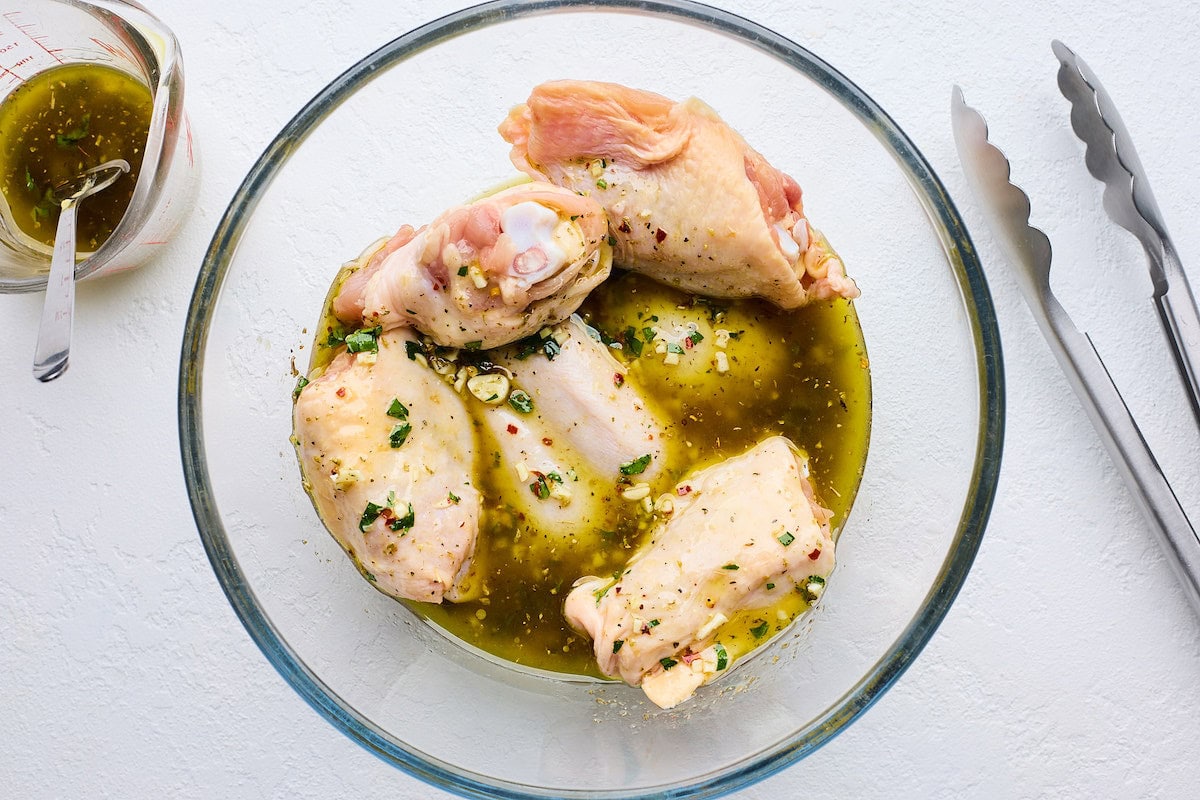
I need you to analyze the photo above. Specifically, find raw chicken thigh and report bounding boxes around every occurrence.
[473,318,669,545]
[563,436,834,709]
[494,316,668,483]
[499,80,859,309]
[293,329,481,603]
[333,182,611,349]
[474,402,616,545]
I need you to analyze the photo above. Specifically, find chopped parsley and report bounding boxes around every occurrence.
[619,454,652,476]
[529,473,551,500]
[686,330,704,346]
[292,376,309,400]
[612,640,624,654]
[404,340,423,360]
[777,531,796,547]
[513,333,561,361]
[721,563,740,571]
[797,575,827,603]
[358,501,384,531]
[513,337,540,360]
[386,398,409,419]
[389,423,412,448]
[508,389,534,414]
[344,326,382,353]
[326,327,347,347]
[622,327,643,357]
[714,643,728,670]
[666,342,685,355]
[750,620,769,639]
[595,178,608,190]
[606,234,617,247]
[695,297,728,323]
[642,326,657,342]
[659,657,678,670]
[388,502,415,531]
[447,491,460,504]
[456,266,468,277]
[55,113,90,147]
[766,582,776,591]
[648,619,660,627]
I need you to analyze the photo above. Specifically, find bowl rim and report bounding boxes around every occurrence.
[178,1,1005,797]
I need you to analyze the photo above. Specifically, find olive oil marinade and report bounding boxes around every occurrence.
[0,63,152,253]
[405,272,872,677]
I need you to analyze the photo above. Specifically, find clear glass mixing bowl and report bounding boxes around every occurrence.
[179,1,1004,797]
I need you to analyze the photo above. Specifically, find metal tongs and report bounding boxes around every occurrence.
[951,41,1200,615]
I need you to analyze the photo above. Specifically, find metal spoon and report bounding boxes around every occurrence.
[32,159,130,382]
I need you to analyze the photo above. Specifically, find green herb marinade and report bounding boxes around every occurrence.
[413,271,869,677]
[304,259,870,678]
[0,63,152,252]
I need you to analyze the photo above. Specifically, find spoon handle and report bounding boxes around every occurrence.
[33,202,78,382]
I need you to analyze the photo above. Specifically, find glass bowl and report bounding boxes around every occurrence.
[179,1,1004,797]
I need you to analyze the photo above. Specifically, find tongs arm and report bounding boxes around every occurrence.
[1054,39,1200,428]
[1031,290,1200,613]
[1155,242,1200,425]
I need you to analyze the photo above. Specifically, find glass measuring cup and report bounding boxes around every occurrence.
[0,0,197,293]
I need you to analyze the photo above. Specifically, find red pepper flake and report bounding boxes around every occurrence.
[613,372,625,388]
[808,547,822,561]
[618,220,632,234]
[684,337,694,349]
[335,387,346,398]
[680,649,699,665]
[541,437,553,446]
[529,472,550,500]
[676,484,692,496]
[655,227,667,243]
[506,423,518,435]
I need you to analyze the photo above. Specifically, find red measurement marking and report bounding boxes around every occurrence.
[185,117,194,166]
[0,11,62,80]
[14,13,62,65]
[89,37,133,66]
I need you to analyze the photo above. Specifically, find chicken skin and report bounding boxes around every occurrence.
[333,182,611,349]
[293,329,481,603]
[498,80,858,309]
[474,402,617,544]
[564,436,834,708]
[472,317,669,544]
[494,315,668,483]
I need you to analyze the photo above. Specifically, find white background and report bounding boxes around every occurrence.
[3,1,1199,797]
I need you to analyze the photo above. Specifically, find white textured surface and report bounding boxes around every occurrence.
[2,1,1199,797]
